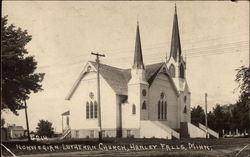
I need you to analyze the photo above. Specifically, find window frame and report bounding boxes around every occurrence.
[94,101,98,118]
[90,102,94,118]
[169,64,176,77]
[86,102,90,119]
[179,64,185,78]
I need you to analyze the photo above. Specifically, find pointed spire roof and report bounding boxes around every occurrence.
[133,22,145,69]
[169,5,182,62]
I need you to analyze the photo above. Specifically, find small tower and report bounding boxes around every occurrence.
[128,22,149,124]
[167,5,186,79]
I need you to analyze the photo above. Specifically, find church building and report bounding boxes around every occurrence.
[61,6,217,139]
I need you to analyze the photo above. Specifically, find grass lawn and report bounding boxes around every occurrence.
[2,137,249,157]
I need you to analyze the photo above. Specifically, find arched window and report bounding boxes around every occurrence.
[132,104,136,115]
[164,101,167,120]
[161,92,165,99]
[184,105,187,113]
[94,101,98,118]
[86,102,90,119]
[184,96,187,103]
[158,92,167,120]
[90,102,93,118]
[161,101,164,120]
[179,64,185,78]
[142,101,146,110]
[162,67,167,73]
[169,64,175,77]
[158,101,161,119]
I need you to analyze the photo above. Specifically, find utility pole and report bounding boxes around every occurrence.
[24,100,31,141]
[91,52,105,141]
[205,93,208,139]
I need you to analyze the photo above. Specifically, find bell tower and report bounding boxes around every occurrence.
[167,5,186,79]
[166,5,191,127]
[128,22,149,123]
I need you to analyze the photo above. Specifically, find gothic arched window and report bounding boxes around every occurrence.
[162,67,167,73]
[180,64,185,78]
[161,101,164,120]
[94,101,98,118]
[142,101,146,110]
[86,102,90,119]
[184,105,187,114]
[158,92,167,120]
[184,96,187,103]
[132,104,136,115]
[164,101,167,120]
[169,64,175,77]
[158,101,161,119]
[90,102,93,118]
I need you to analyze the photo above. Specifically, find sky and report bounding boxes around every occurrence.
[2,1,249,132]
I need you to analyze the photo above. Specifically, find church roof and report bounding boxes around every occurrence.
[66,61,165,99]
[89,61,164,95]
[89,61,130,95]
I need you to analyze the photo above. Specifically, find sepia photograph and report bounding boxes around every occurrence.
[1,1,249,157]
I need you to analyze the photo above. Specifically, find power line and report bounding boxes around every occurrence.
[99,40,248,56]
[104,46,247,61]
[101,32,248,52]
[186,47,248,57]
[35,38,248,70]
[34,35,248,63]
[37,47,247,71]
[184,41,248,53]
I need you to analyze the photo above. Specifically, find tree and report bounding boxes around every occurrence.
[235,66,250,100]
[212,104,227,137]
[191,105,205,126]
[231,101,249,135]
[36,120,54,138]
[1,16,44,115]
[233,66,250,135]
[207,111,216,130]
[206,104,233,137]
[222,111,231,134]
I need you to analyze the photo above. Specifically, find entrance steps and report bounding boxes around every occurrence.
[60,128,71,139]
[198,123,219,139]
[180,122,219,139]
[140,121,180,139]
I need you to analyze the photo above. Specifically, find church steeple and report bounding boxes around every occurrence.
[168,5,182,62]
[128,22,148,123]
[133,22,145,69]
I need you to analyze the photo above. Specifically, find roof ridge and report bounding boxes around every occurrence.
[145,62,165,67]
[89,61,126,72]
[66,61,168,97]
[89,61,165,71]
[123,62,165,71]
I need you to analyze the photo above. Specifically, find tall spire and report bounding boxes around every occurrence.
[133,22,145,69]
[168,4,182,62]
